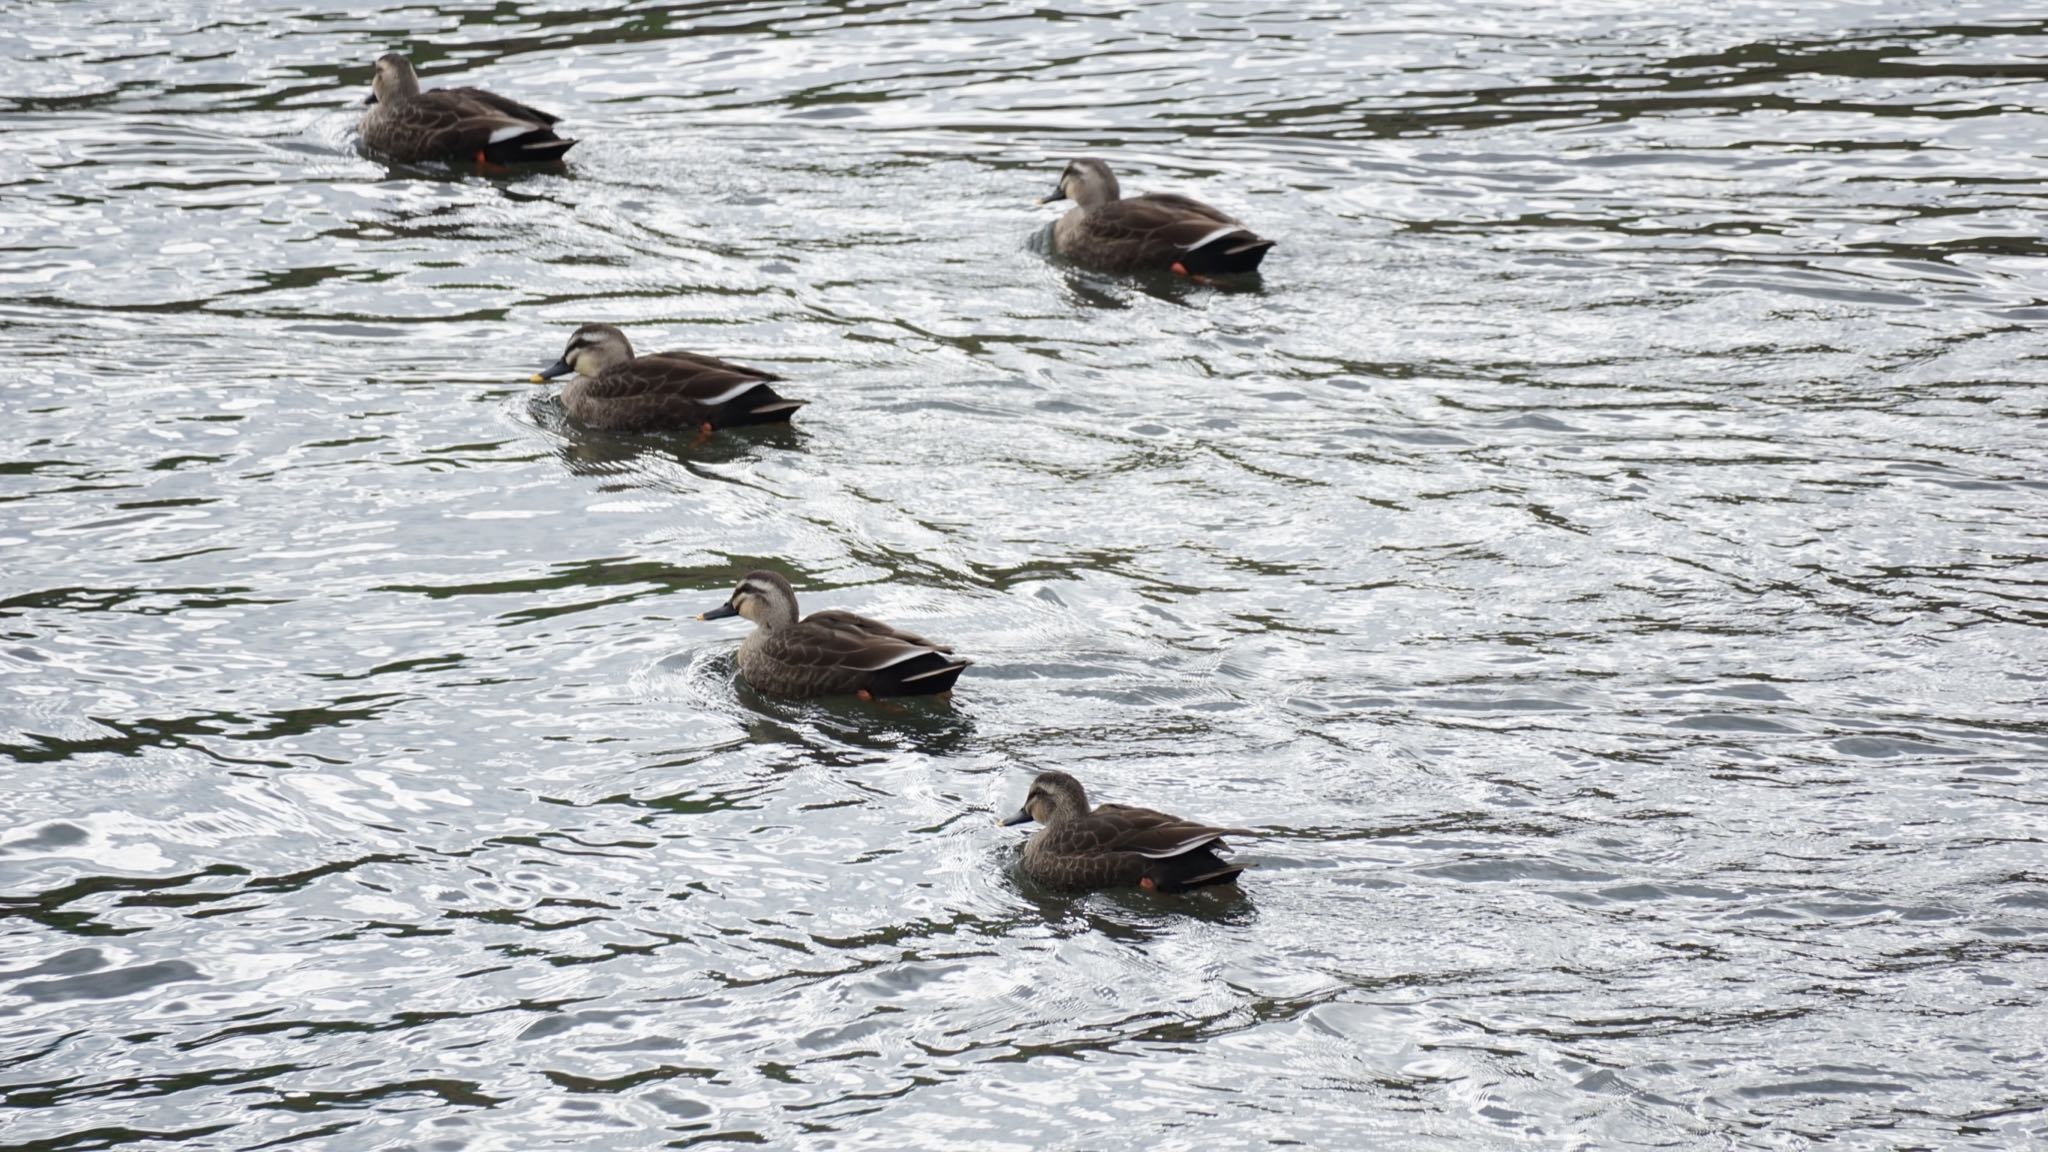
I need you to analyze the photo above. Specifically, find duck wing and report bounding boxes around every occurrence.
[741,609,966,698]
[1087,193,1235,245]
[797,610,970,697]
[436,86,561,126]
[580,355,801,431]
[1082,194,1275,275]
[643,350,782,383]
[794,609,956,670]
[364,90,574,165]
[1127,192,1240,224]
[1022,803,1254,892]
[1076,803,1253,859]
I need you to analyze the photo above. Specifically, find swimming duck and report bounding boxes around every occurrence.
[531,324,805,434]
[698,569,970,699]
[1002,770,1253,892]
[1038,158,1274,278]
[359,53,575,167]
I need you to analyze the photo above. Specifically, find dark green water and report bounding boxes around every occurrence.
[2,2,2045,1148]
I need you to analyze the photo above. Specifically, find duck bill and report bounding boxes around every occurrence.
[363,94,378,105]
[1036,185,1067,206]
[1000,807,1035,826]
[697,604,739,621]
[531,358,573,383]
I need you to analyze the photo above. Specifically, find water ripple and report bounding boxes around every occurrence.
[2,0,2045,1149]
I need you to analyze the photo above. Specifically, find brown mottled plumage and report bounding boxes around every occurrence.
[1039,158,1273,277]
[698,569,969,699]
[531,324,804,433]
[1002,770,1254,892]
[359,53,575,166]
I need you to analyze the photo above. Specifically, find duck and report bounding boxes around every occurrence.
[531,324,805,434]
[1002,770,1254,893]
[1038,158,1274,279]
[698,569,970,699]
[359,53,575,167]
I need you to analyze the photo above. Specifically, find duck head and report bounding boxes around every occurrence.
[533,323,635,383]
[699,569,801,629]
[1002,770,1091,826]
[367,52,422,105]
[1038,158,1121,209]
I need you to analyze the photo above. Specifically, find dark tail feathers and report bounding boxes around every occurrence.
[482,130,576,166]
[1145,844,1247,892]
[1180,232,1273,276]
[715,385,804,429]
[868,651,970,698]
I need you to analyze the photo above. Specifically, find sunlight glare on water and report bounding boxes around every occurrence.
[1,1,2045,1148]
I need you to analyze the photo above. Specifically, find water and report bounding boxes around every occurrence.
[3,1,2046,1147]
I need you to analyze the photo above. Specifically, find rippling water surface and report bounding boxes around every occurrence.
[3,1,2046,1147]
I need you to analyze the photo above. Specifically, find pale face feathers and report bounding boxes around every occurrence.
[703,569,800,627]
[370,53,421,104]
[730,580,770,623]
[1049,159,1121,209]
[1017,770,1090,824]
[559,324,634,378]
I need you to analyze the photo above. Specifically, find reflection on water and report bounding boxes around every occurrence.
[3,1,2046,1149]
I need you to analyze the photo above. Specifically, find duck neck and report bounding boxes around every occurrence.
[377,67,421,104]
[1077,172,1120,210]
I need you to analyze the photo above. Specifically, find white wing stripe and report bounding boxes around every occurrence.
[1133,835,1227,859]
[856,648,941,672]
[700,380,766,405]
[1180,225,1240,251]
